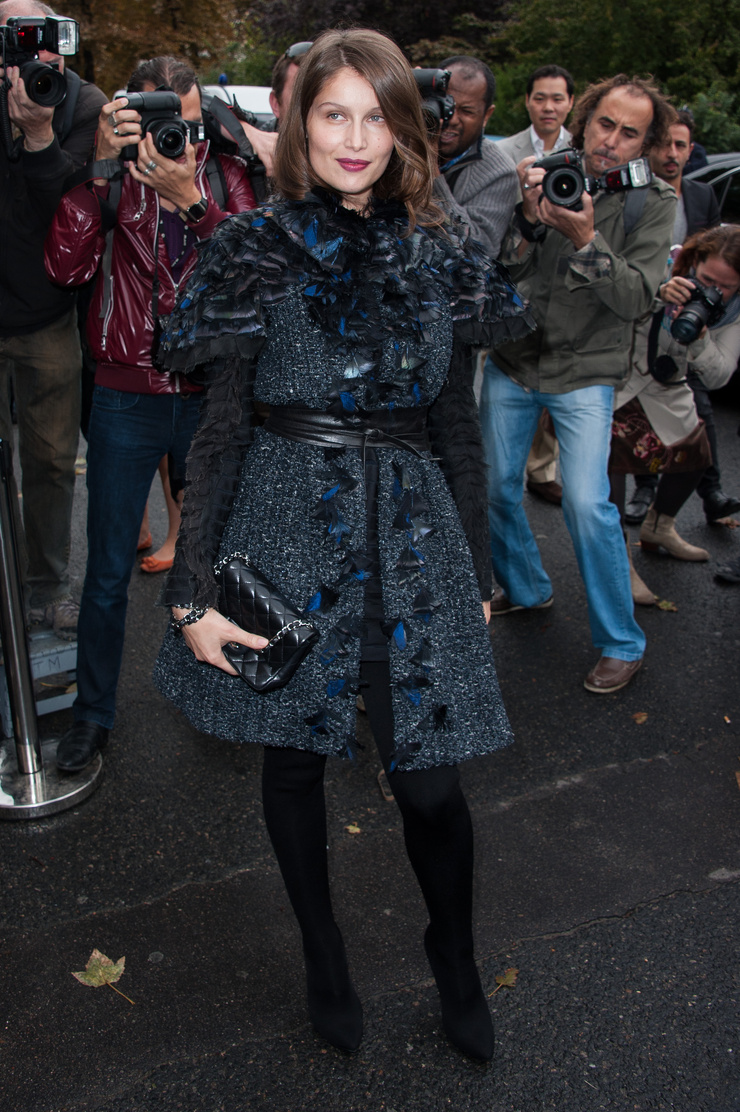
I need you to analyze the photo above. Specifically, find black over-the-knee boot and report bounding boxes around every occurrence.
[362,660,494,1061]
[261,745,362,1051]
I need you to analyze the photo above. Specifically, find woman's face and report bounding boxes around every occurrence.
[695,255,740,303]
[306,67,395,211]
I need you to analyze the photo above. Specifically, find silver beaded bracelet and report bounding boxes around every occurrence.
[170,606,210,635]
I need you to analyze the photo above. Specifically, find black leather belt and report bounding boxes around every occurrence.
[264,405,433,460]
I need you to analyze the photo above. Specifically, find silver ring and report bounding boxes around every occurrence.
[142,166,152,177]
[110,112,117,127]
[113,126,119,136]
[146,159,157,172]
[523,183,531,190]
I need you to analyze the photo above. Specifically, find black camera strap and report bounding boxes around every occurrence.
[55,68,81,147]
[646,309,681,384]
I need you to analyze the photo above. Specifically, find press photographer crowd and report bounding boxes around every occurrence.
[2,2,740,1061]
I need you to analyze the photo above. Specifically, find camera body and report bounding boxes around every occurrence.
[670,279,724,345]
[413,68,455,129]
[120,90,205,161]
[0,15,79,107]
[533,147,652,211]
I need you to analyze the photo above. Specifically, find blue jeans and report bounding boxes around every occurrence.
[480,359,645,662]
[74,387,202,728]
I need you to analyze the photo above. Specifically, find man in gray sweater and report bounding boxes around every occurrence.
[433,55,517,259]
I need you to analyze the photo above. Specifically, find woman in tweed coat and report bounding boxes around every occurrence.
[154,29,532,1061]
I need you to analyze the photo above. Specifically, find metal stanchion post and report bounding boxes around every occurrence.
[0,437,102,819]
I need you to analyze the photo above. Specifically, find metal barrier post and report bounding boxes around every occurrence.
[0,437,102,819]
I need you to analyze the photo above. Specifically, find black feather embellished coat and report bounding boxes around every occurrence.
[154,191,533,770]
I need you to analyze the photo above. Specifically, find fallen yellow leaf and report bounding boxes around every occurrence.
[632,711,649,724]
[489,967,519,997]
[345,823,361,835]
[657,599,678,611]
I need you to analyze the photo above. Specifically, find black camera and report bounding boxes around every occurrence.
[533,148,652,211]
[0,15,79,107]
[120,90,205,161]
[670,280,724,345]
[413,68,455,130]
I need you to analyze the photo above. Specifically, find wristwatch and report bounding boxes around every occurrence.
[179,195,209,224]
[514,202,546,243]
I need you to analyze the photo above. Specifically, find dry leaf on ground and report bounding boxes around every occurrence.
[489,967,519,996]
[72,949,134,1004]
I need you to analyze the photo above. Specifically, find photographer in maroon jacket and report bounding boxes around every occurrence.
[45,55,257,772]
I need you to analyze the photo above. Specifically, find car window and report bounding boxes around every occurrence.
[717,170,740,222]
[686,159,740,223]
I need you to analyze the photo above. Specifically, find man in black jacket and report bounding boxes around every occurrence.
[625,110,739,525]
[0,0,106,637]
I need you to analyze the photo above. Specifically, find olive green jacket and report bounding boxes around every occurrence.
[494,178,676,393]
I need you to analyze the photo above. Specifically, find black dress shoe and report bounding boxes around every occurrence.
[56,721,108,772]
[716,556,740,584]
[624,482,656,524]
[526,479,563,505]
[703,489,740,522]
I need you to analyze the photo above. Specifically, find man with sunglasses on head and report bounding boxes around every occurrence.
[216,40,312,192]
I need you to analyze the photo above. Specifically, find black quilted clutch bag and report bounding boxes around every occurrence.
[214,553,319,693]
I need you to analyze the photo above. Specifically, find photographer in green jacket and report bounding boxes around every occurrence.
[479,75,677,694]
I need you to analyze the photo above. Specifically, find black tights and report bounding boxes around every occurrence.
[261,660,475,963]
[610,470,704,522]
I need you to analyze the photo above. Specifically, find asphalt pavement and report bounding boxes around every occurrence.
[1,400,739,1112]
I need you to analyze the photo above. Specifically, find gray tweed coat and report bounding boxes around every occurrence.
[153,192,533,770]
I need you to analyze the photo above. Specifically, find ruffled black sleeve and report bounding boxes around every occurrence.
[428,340,491,600]
[444,213,536,348]
[159,210,273,377]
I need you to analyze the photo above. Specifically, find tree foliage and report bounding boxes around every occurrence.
[62,0,237,97]
[61,0,740,151]
[470,0,740,140]
[246,0,506,50]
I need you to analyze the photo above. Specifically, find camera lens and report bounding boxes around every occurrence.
[20,60,67,107]
[150,120,187,159]
[670,308,705,345]
[543,166,584,208]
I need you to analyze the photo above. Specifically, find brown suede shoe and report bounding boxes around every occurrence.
[584,656,642,694]
[526,479,563,505]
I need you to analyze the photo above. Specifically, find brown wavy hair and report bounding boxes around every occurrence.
[272,28,444,232]
[570,74,677,154]
[674,224,740,279]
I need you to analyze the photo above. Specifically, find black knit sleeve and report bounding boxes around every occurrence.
[161,355,258,609]
[428,340,491,600]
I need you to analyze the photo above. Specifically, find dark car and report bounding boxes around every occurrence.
[685,153,740,222]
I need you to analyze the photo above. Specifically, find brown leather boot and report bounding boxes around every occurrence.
[639,506,709,561]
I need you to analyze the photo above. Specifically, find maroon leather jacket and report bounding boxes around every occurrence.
[44,142,256,394]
